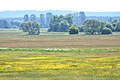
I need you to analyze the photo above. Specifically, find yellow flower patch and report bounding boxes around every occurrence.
[5,62,32,65]
[19,56,54,60]
[38,64,70,69]
[115,64,120,68]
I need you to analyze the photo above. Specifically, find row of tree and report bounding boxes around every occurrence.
[23,13,53,28]
[20,18,120,35]
[0,20,21,28]
[82,19,112,35]
[20,12,120,35]
[23,12,86,28]
[82,19,120,34]
[48,15,120,35]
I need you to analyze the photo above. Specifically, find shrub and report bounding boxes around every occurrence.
[101,28,112,34]
[68,26,79,34]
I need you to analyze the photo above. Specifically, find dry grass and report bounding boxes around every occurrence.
[0,30,120,48]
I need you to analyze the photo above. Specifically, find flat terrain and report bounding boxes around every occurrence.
[0,29,120,48]
[0,29,120,80]
[0,48,120,80]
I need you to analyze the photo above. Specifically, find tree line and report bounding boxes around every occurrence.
[20,13,120,35]
[0,12,120,35]
[0,20,21,28]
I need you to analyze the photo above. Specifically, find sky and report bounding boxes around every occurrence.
[0,0,120,12]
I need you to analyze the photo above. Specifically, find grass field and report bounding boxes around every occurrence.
[0,29,120,80]
[0,48,120,80]
[0,29,120,48]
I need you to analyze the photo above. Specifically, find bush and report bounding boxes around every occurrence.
[101,28,112,34]
[68,26,79,34]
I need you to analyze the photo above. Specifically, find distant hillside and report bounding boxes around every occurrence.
[0,10,120,18]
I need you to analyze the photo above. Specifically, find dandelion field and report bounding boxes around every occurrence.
[0,48,120,80]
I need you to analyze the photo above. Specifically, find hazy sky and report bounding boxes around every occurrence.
[0,0,119,12]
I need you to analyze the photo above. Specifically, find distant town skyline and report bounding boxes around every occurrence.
[0,0,119,12]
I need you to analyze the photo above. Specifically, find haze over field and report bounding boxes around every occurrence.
[0,0,120,12]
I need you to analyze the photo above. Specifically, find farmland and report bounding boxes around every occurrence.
[0,29,120,48]
[0,29,120,80]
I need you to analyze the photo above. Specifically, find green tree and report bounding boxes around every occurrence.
[58,20,69,32]
[83,19,101,35]
[20,22,29,32]
[24,14,29,22]
[65,14,74,27]
[73,11,86,25]
[100,21,106,33]
[48,15,74,32]
[40,14,45,28]
[20,21,40,35]
[48,15,59,32]
[28,22,40,35]
[0,20,9,28]
[101,28,112,34]
[111,19,120,32]
[14,21,21,27]
[68,25,79,34]
[115,20,120,32]
[79,12,86,23]
[48,15,70,32]
[30,14,36,21]
[105,23,114,31]
[46,12,53,28]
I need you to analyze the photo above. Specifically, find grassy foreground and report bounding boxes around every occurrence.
[0,48,120,80]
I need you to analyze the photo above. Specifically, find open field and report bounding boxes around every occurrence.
[0,29,120,80]
[0,29,120,48]
[0,48,120,80]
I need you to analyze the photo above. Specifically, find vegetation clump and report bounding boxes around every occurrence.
[20,21,40,35]
[48,15,73,32]
[82,19,100,35]
[68,25,79,34]
[101,28,112,34]
[82,19,113,35]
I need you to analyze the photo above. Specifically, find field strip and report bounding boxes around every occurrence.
[0,47,120,53]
